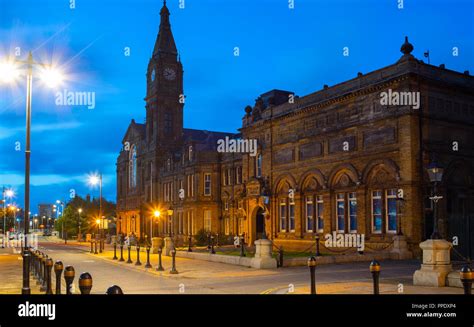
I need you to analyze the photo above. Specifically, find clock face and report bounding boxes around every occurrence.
[163,67,176,81]
[151,68,156,81]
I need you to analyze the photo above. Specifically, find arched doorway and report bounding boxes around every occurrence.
[255,207,265,240]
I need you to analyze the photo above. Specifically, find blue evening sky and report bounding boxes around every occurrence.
[0,0,473,214]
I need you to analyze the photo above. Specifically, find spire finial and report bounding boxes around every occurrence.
[400,36,414,55]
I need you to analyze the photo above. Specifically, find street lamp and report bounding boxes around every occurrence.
[152,210,161,239]
[427,160,444,240]
[1,52,63,294]
[88,173,103,245]
[77,208,83,242]
[167,208,174,238]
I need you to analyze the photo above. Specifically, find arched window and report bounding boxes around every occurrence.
[129,145,137,189]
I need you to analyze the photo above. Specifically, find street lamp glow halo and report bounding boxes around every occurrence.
[154,210,161,218]
[5,189,14,198]
[0,60,20,84]
[38,66,64,88]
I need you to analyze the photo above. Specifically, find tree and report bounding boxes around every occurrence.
[54,195,116,238]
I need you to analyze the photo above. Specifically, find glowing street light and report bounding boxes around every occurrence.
[88,173,103,249]
[150,210,161,239]
[0,51,64,295]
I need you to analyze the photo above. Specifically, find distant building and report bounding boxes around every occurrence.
[38,204,54,220]
[117,2,474,259]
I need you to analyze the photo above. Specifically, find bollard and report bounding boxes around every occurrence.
[45,258,53,294]
[40,255,47,292]
[145,245,152,268]
[35,252,42,284]
[126,245,133,264]
[315,235,321,257]
[187,236,193,252]
[90,241,94,253]
[279,246,284,268]
[54,261,63,294]
[113,242,118,260]
[94,240,98,254]
[156,247,164,271]
[64,265,75,295]
[369,260,381,295]
[460,265,473,295]
[106,285,124,295]
[119,243,124,262]
[99,238,103,253]
[170,248,178,274]
[308,256,317,294]
[210,236,216,254]
[240,236,246,257]
[135,245,142,266]
[79,272,93,295]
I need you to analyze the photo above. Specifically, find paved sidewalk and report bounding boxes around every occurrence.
[275,281,464,294]
[0,248,42,294]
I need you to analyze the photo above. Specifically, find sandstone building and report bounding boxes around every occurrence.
[117,2,474,259]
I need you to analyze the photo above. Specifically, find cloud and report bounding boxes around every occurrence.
[0,121,82,140]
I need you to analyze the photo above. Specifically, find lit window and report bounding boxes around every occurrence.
[336,193,345,233]
[372,191,383,233]
[204,210,212,231]
[280,200,287,232]
[289,202,295,232]
[316,195,324,232]
[349,192,357,233]
[306,196,314,232]
[129,145,137,189]
[386,189,398,233]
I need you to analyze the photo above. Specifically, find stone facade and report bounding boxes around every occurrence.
[117,3,474,257]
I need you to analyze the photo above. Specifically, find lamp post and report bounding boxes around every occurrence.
[56,200,64,240]
[152,210,160,239]
[427,160,444,240]
[1,52,63,294]
[167,208,174,238]
[88,173,103,246]
[77,208,83,242]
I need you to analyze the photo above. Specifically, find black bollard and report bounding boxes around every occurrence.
[119,244,124,262]
[279,246,284,268]
[90,241,93,253]
[79,272,93,295]
[460,265,473,295]
[35,252,42,284]
[370,260,381,295]
[106,285,124,295]
[145,246,152,268]
[113,242,118,260]
[99,238,103,253]
[45,258,53,294]
[156,247,164,271]
[64,265,75,295]
[308,256,317,294]
[187,236,193,252]
[94,240,98,254]
[40,255,47,292]
[210,235,216,254]
[240,236,246,257]
[54,261,63,295]
[126,245,133,264]
[135,245,142,266]
[170,248,178,274]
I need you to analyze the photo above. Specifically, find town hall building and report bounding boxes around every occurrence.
[117,2,474,259]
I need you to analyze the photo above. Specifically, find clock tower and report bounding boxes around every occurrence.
[145,0,184,148]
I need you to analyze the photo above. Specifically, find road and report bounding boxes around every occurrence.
[30,237,421,294]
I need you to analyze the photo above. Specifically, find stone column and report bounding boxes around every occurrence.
[413,239,453,287]
[163,237,173,256]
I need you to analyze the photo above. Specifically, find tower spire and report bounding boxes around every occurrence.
[153,0,177,57]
